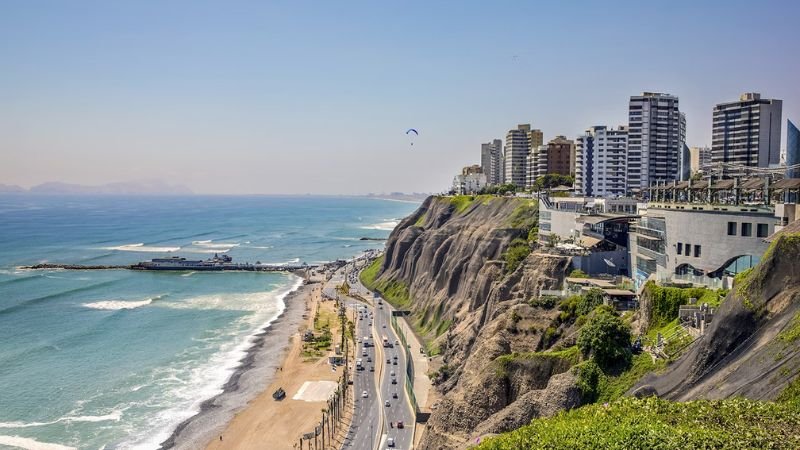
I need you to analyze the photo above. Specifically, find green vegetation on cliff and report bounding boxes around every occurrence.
[494,346,580,378]
[643,281,725,329]
[360,256,411,308]
[475,396,800,450]
[359,256,382,290]
[503,238,531,273]
[577,306,632,369]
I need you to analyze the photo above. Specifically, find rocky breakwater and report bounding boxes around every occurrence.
[363,196,579,449]
[634,232,800,401]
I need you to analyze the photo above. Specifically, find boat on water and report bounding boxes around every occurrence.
[134,253,233,271]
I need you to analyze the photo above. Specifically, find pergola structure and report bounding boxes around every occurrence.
[646,176,800,206]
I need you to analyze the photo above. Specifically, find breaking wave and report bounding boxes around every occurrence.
[102,243,181,253]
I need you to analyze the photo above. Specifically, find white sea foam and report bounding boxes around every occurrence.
[0,436,77,450]
[263,257,301,265]
[360,219,400,231]
[82,295,163,311]
[0,411,121,429]
[102,243,181,253]
[190,240,240,249]
[120,276,303,450]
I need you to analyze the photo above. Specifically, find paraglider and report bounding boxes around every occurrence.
[406,128,418,146]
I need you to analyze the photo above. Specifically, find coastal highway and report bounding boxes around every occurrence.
[343,261,415,450]
[372,299,414,450]
[345,300,381,450]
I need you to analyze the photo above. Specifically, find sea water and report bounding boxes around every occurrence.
[0,195,417,450]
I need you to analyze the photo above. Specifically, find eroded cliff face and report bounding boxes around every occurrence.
[634,234,800,402]
[372,196,578,449]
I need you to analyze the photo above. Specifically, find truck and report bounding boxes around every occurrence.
[382,336,391,348]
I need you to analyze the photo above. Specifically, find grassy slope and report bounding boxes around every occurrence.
[476,396,800,450]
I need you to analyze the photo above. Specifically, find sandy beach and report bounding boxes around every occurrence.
[203,277,353,450]
[161,279,316,450]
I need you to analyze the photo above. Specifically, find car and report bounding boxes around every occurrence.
[392,392,398,399]
[386,358,391,363]
[382,324,386,328]
[391,377,397,384]
[362,391,368,398]
[367,357,372,362]
[393,360,397,365]
[370,366,375,372]
[393,354,398,360]
[397,421,404,429]
[384,400,390,407]
[387,437,395,447]
[390,371,395,376]
[395,339,400,345]
[362,351,367,357]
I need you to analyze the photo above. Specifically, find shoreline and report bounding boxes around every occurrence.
[160,278,313,450]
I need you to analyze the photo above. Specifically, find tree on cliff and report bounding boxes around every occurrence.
[578,306,632,369]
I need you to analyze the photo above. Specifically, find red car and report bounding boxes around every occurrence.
[397,421,404,429]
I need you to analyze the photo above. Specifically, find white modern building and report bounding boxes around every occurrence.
[480,139,503,185]
[504,124,542,189]
[575,126,628,197]
[711,93,783,177]
[504,124,530,188]
[452,165,487,195]
[627,92,686,193]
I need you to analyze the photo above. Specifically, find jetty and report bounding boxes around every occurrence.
[22,255,315,273]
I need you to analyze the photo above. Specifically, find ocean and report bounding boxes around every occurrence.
[0,195,417,450]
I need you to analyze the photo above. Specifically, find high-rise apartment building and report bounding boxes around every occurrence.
[788,120,799,179]
[575,126,628,197]
[480,139,503,185]
[711,93,783,177]
[504,124,534,188]
[545,136,575,176]
[689,146,712,174]
[627,92,685,192]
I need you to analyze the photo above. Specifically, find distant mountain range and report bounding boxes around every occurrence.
[0,181,193,195]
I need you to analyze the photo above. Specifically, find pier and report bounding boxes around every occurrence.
[22,262,316,273]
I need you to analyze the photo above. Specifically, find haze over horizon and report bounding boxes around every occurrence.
[2,0,799,195]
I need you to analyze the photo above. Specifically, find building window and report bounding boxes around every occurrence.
[676,243,683,254]
[757,223,769,238]
[685,244,691,256]
[694,245,701,257]
[727,222,737,236]
[741,223,752,237]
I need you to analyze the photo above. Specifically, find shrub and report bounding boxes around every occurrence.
[529,295,558,309]
[503,238,531,273]
[576,288,604,316]
[577,308,632,369]
[568,269,588,278]
[573,360,602,402]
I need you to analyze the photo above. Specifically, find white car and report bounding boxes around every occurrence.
[362,391,368,398]
[387,437,395,447]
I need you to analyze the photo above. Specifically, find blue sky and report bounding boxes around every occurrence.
[2,0,798,194]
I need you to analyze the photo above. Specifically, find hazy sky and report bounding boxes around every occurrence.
[2,1,799,194]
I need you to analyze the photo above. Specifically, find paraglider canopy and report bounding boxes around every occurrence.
[406,128,418,146]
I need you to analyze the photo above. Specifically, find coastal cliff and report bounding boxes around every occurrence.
[362,196,578,449]
[634,233,800,401]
